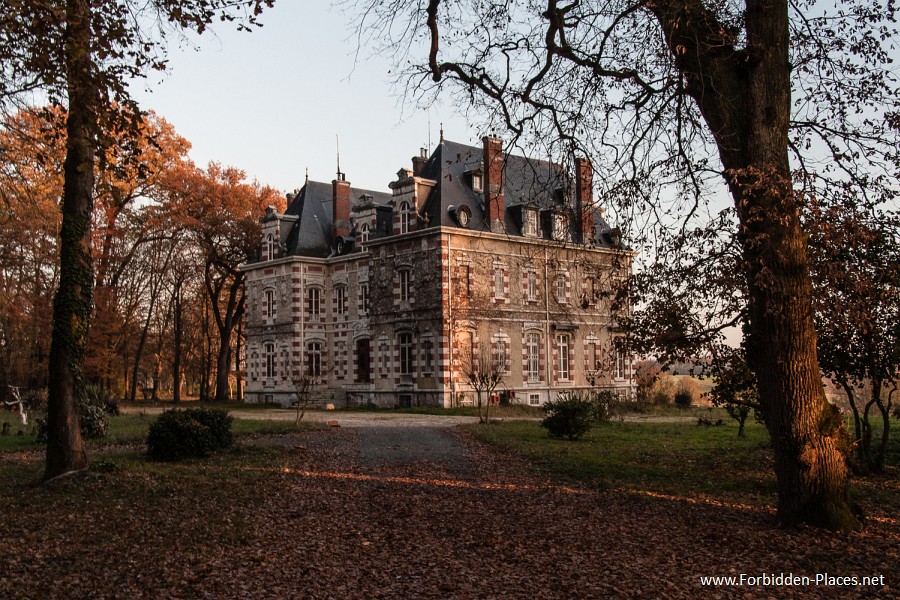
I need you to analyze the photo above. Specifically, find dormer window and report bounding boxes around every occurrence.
[360,223,370,244]
[553,213,569,242]
[264,234,275,261]
[466,168,483,192]
[523,209,538,237]
[399,201,411,234]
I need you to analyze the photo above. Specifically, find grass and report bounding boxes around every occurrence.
[467,417,900,514]
[0,411,315,453]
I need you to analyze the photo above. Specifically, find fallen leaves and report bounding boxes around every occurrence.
[0,427,896,598]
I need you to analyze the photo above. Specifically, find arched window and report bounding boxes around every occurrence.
[360,223,370,243]
[399,201,410,234]
[264,234,275,261]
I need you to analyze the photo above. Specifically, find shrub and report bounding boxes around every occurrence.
[146,408,233,461]
[674,389,693,408]
[541,392,594,440]
[80,383,120,415]
[79,404,110,439]
[22,388,48,413]
[590,390,614,422]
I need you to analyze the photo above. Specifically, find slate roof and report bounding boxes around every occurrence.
[418,139,616,246]
[280,139,619,259]
[283,180,392,258]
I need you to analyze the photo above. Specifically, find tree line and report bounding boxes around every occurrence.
[0,105,281,405]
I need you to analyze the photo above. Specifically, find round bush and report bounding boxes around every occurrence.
[541,393,594,440]
[147,408,233,461]
[79,404,110,439]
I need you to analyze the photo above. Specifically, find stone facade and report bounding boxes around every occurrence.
[241,138,634,407]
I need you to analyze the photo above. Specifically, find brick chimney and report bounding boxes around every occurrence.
[575,157,594,244]
[412,147,428,177]
[332,172,351,239]
[483,136,504,230]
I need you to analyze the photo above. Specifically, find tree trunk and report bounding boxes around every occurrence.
[214,330,232,402]
[235,315,244,403]
[172,283,183,403]
[651,0,858,530]
[44,0,94,480]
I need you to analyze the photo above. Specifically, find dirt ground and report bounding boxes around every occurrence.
[4,410,895,598]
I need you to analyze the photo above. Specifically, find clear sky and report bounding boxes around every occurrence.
[131,2,474,195]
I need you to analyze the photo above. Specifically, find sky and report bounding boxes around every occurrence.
[131,2,474,195]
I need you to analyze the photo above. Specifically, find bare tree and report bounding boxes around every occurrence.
[463,346,504,425]
[347,0,900,531]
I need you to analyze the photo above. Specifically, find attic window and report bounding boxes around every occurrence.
[466,169,483,192]
[523,209,538,237]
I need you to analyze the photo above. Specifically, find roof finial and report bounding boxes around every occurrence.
[305,167,309,185]
[336,134,342,180]
[439,122,444,143]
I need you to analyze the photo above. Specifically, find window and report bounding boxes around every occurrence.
[360,223,370,244]
[264,234,275,261]
[493,265,505,300]
[308,288,321,321]
[523,209,538,237]
[399,201,410,234]
[360,283,369,314]
[556,273,567,304]
[615,348,627,379]
[557,334,570,381]
[588,341,601,371]
[529,393,541,406]
[526,333,541,382]
[553,213,569,241]
[399,269,410,303]
[495,337,509,373]
[307,342,322,377]
[399,333,414,376]
[336,285,347,316]
[264,289,276,320]
[471,172,483,192]
[264,342,275,379]
[526,271,538,302]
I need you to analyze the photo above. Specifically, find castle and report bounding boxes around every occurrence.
[241,136,634,407]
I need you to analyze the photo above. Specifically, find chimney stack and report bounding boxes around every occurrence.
[332,173,351,239]
[412,148,427,177]
[575,157,594,244]
[483,136,504,230]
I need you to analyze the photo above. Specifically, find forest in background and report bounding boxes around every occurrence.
[0,106,283,403]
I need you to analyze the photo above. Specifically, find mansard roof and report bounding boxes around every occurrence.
[418,139,616,247]
[283,179,391,258]
[277,138,621,259]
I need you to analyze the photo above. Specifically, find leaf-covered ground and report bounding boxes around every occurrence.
[0,427,897,599]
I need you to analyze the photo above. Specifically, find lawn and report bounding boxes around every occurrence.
[466,417,900,518]
[0,411,312,454]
